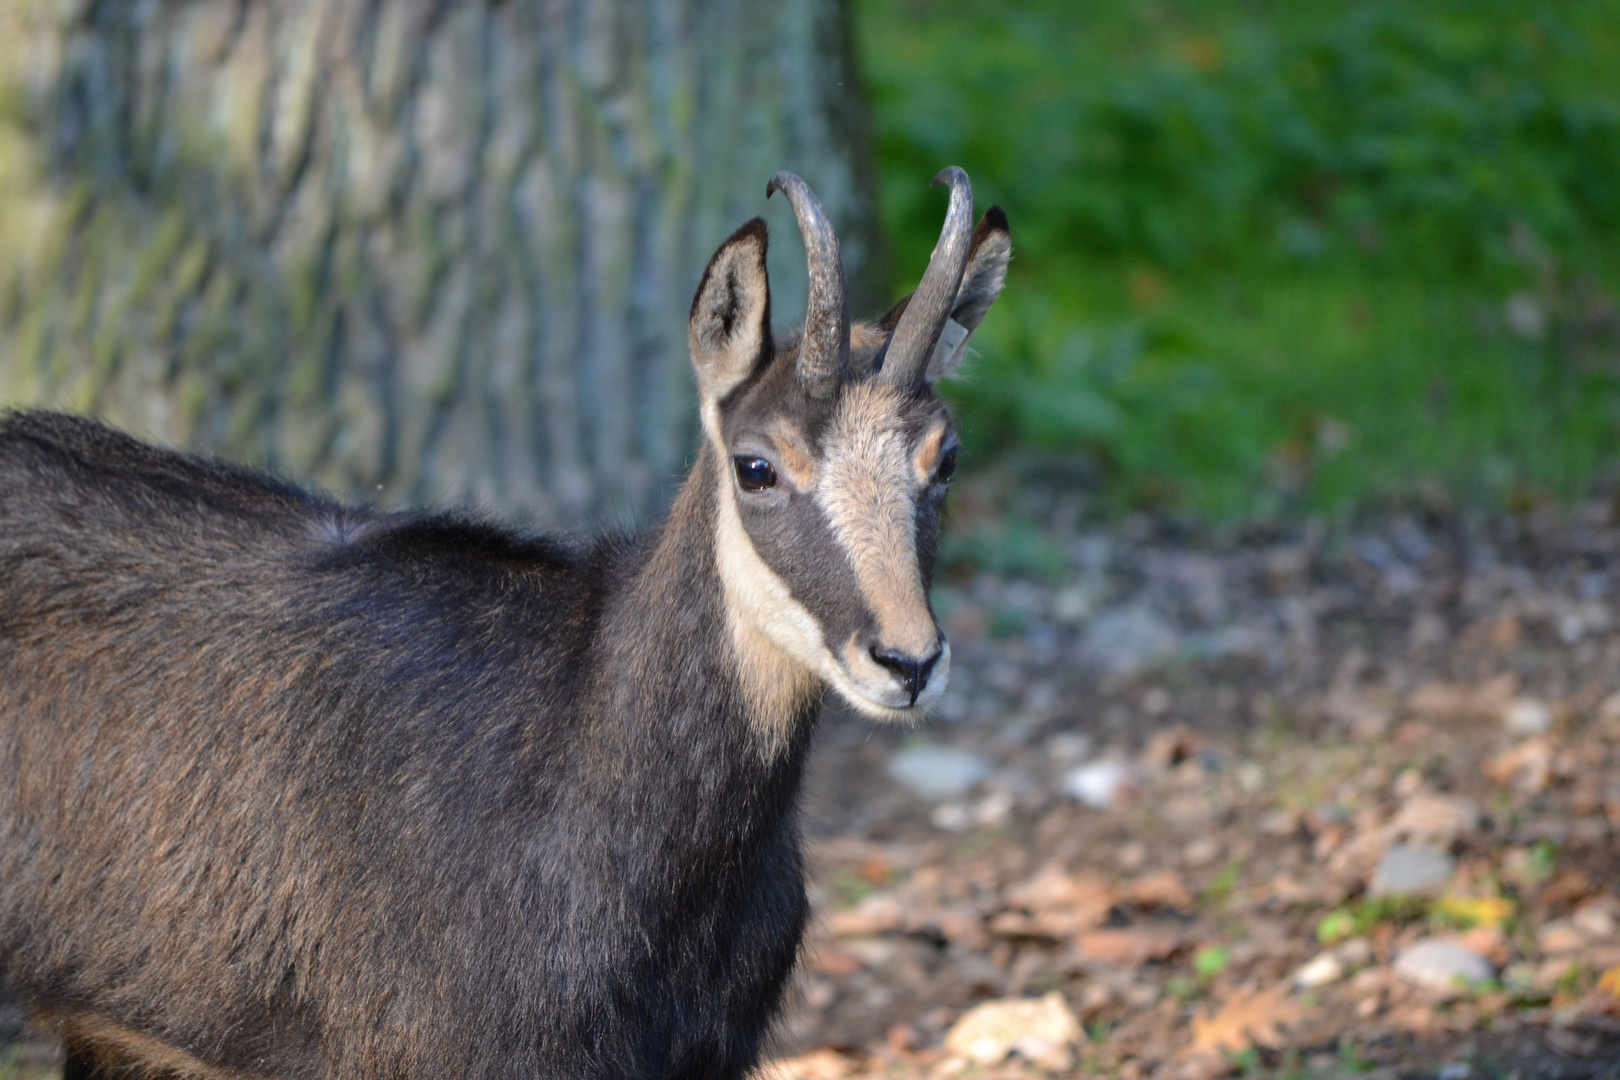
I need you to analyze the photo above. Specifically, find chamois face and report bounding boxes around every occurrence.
[713,337,957,718]
[689,174,1009,722]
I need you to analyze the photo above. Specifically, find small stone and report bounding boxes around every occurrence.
[1536,920,1585,955]
[1053,586,1094,624]
[972,790,1015,828]
[1117,839,1149,870]
[1261,809,1300,836]
[1064,760,1138,809]
[943,992,1080,1071]
[1504,698,1552,736]
[1573,897,1619,940]
[1183,837,1221,868]
[929,802,974,832]
[1076,982,1115,1017]
[1370,845,1454,897]
[1077,606,1180,675]
[838,937,898,968]
[1505,292,1546,341]
[1045,733,1094,763]
[1141,687,1172,716]
[887,746,989,801]
[803,979,838,1010]
[1394,939,1494,992]
[1350,966,1389,994]
[1121,981,1160,1007]
[1336,937,1374,967]
[1409,611,1449,651]
[1294,952,1345,988]
[1393,768,1424,799]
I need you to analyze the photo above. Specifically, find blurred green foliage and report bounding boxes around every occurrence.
[856,0,1620,516]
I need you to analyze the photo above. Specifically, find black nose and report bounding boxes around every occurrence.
[869,645,943,706]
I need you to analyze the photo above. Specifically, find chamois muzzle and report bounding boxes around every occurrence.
[767,172,850,397]
[880,167,975,387]
[869,644,945,708]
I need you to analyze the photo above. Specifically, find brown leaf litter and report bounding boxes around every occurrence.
[767,500,1620,1078]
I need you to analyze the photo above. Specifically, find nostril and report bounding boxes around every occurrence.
[869,646,944,706]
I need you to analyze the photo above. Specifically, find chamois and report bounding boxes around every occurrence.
[0,169,1010,1080]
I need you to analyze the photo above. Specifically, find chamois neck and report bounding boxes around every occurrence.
[597,441,821,763]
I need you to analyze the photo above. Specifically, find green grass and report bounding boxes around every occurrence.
[856,0,1620,517]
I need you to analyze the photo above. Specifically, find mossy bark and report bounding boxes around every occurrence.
[0,0,882,524]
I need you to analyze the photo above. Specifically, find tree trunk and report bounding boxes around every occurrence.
[0,0,882,525]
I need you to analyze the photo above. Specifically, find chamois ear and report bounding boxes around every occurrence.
[690,218,772,404]
[925,206,1011,383]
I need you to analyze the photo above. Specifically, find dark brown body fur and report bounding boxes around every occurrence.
[0,412,813,1080]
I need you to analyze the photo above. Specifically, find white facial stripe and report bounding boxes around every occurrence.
[708,424,931,731]
[700,400,724,448]
[713,450,831,676]
[815,381,939,658]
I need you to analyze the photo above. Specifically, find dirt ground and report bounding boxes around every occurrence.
[9,478,1620,1080]
[773,476,1620,1080]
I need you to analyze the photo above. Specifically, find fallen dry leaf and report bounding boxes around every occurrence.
[1128,869,1195,910]
[1187,985,1310,1058]
[1265,875,1342,906]
[943,992,1080,1071]
[927,905,990,949]
[824,893,987,949]
[1075,927,1183,966]
[1538,869,1596,909]
[1142,726,1202,769]
[999,863,1116,937]
[1539,921,1586,954]
[1004,862,1116,912]
[1387,1003,1437,1035]
[1486,613,1522,652]
[1384,792,1480,847]
[1323,691,1392,734]
[1408,674,1517,720]
[809,946,863,976]
[988,911,1065,940]
[1483,738,1555,794]
[1446,926,1511,966]
[758,1048,857,1080]
[1432,895,1515,930]
[825,894,905,938]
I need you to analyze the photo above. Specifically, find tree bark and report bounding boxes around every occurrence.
[0,0,882,525]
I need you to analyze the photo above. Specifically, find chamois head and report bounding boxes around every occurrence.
[689,169,1010,722]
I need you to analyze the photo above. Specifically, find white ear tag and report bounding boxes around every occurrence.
[926,318,970,381]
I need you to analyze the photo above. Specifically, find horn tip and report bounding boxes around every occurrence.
[931,165,970,189]
[766,171,800,200]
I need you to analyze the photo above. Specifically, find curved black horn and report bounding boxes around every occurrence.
[767,172,849,395]
[881,167,974,386]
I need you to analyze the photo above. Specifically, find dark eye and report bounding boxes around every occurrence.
[936,446,958,484]
[734,456,777,492]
